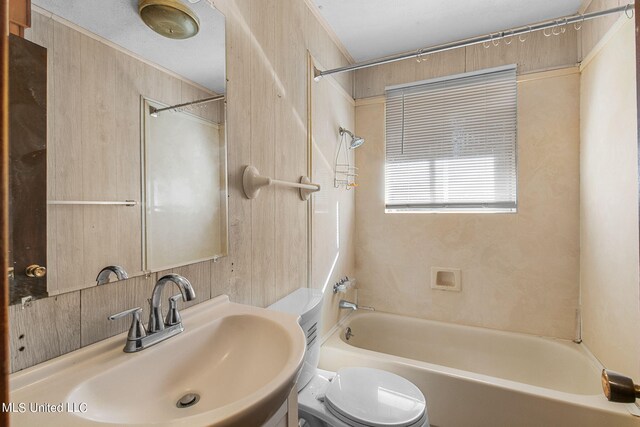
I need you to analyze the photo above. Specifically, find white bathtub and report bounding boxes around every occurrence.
[319,311,640,427]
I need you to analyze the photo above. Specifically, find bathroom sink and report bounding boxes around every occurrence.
[10,295,305,427]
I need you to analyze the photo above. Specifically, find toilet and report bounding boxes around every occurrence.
[269,288,429,427]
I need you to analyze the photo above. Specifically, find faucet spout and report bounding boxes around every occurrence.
[148,274,196,333]
[339,299,358,311]
[109,273,197,352]
[339,299,375,311]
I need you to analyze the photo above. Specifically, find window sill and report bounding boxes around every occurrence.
[384,208,517,214]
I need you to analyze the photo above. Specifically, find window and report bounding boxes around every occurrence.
[385,65,517,213]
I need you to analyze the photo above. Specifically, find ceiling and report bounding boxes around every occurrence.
[33,0,226,94]
[311,0,584,62]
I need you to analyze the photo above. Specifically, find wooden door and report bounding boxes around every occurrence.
[1,0,10,424]
[8,34,46,305]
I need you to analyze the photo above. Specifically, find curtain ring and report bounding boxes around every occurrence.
[574,16,584,31]
[560,18,567,34]
[552,21,561,36]
[625,3,634,19]
[543,27,553,37]
[484,34,493,49]
[519,26,531,42]
[504,29,514,45]
[415,48,424,63]
[492,33,500,46]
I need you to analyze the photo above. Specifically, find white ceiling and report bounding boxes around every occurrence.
[312,0,584,62]
[33,0,226,94]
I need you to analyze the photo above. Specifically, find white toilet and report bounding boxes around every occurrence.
[269,288,429,427]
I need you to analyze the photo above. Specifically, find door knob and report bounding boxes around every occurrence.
[25,264,46,278]
[601,369,640,403]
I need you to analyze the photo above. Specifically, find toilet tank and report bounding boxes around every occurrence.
[268,288,324,391]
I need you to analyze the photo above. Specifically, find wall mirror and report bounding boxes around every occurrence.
[8,0,227,304]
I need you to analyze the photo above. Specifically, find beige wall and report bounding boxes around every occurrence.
[9,0,354,372]
[354,69,581,338]
[310,66,357,337]
[580,17,640,378]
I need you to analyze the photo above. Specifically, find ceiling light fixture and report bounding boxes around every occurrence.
[138,0,200,40]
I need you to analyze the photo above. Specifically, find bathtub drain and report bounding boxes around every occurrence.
[177,393,200,408]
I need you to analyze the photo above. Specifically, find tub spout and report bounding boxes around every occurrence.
[339,300,358,310]
[339,299,375,311]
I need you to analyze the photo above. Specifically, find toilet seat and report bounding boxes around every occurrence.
[268,290,428,427]
[324,367,426,427]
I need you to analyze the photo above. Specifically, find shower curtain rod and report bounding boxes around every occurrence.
[149,94,225,116]
[314,3,634,79]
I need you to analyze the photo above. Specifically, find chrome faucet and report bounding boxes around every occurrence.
[339,299,358,310]
[96,265,129,285]
[108,274,196,353]
[339,299,375,311]
[148,274,196,333]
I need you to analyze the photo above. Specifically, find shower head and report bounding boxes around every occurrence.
[349,136,365,149]
[339,127,365,149]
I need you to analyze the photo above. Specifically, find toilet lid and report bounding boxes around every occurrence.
[325,367,426,427]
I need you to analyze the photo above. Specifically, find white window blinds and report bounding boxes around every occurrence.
[385,65,517,213]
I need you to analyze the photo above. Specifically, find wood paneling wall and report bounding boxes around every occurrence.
[9,0,353,372]
[354,24,580,99]
[579,0,630,59]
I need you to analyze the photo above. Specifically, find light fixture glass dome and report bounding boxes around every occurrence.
[138,0,200,40]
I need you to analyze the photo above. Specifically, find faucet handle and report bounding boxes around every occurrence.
[109,307,146,341]
[165,294,183,326]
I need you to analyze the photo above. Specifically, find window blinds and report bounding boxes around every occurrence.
[385,65,517,212]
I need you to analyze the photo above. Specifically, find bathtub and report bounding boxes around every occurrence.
[319,311,640,427]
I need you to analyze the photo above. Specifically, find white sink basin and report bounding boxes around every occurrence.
[10,295,306,426]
